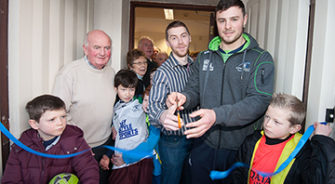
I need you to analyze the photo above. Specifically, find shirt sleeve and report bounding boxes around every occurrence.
[148,69,170,128]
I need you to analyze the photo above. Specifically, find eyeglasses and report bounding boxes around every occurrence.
[132,61,148,65]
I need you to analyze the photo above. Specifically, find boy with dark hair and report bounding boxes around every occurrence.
[231,93,335,184]
[2,94,99,183]
[99,69,153,184]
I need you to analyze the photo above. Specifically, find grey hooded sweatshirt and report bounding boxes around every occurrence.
[182,33,274,150]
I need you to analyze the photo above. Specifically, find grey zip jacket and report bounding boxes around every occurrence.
[182,33,274,150]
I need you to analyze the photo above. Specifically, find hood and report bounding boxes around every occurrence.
[208,33,258,52]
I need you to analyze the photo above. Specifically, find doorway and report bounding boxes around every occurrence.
[129,2,216,55]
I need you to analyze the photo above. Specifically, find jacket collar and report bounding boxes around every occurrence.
[208,33,251,53]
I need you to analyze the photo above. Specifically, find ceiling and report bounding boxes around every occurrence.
[135,7,213,36]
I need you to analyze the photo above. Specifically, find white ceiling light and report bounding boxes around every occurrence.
[164,9,174,20]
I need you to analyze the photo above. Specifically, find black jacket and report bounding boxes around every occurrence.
[231,131,335,184]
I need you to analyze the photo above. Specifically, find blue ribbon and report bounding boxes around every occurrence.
[210,162,249,179]
[0,121,153,159]
[102,145,154,159]
[210,122,327,180]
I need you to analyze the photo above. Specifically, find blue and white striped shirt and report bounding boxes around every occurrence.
[148,53,197,136]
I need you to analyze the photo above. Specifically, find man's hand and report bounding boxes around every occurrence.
[99,154,110,170]
[111,153,125,166]
[159,102,184,131]
[166,92,186,110]
[184,109,216,139]
[314,122,332,136]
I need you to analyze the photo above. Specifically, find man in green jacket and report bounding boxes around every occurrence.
[167,0,275,183]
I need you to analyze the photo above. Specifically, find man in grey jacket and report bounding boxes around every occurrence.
[167,0,274,183]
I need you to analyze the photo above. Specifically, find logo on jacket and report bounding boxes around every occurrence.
[202,59,214,71]
[236,61,251,72]
[132,104,142,112]
[119,119,138,140]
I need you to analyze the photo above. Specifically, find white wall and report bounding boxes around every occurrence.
[306,0,335,138]
[7,0,131,140]
[8,0,94,141]
[94,0,130,70]
[246,0,334,136]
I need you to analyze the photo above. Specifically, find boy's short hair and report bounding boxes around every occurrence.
[270,93,306,126]
[165,20,190,40]
[215,0,246,16]
[114,69,138,88]
[127,49,146,68]
[25,94,66,122]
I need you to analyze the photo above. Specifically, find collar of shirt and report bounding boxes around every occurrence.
[84,56,105,69]
[136,73,143,80]
[218,41,246,54]
[43,136,61,151]
[169,53,193,68]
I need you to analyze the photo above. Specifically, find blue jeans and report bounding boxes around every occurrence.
[159,134,191,184]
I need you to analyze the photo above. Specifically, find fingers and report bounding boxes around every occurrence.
[189,109,204,118]
[167,102,177,114]
[184,122,207,138]
[166,92,186,108]
[314,122,332,136]
[184,109,216,139]
[111,154,124,166]
[166,93,177,107]
[99,155,110,170]
[100,161,109,170]
[161,112,184,131]
[160,103,185,131]
[177,94,186,108]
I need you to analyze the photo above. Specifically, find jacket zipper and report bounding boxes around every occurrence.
[261,68,264,84]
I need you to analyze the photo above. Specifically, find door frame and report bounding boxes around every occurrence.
[301,0,315,131]
[0,0,10,171]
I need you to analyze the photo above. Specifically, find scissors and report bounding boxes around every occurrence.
[176,97,181,129]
